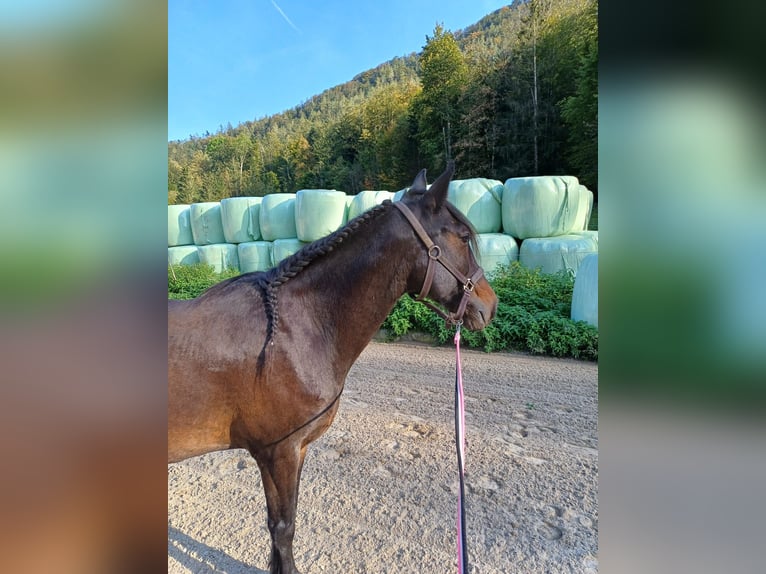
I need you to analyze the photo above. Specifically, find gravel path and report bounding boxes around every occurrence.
[168,341,598,573]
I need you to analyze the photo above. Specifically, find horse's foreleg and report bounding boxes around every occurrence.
[253,443,308,574]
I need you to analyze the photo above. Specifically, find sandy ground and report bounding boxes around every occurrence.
[168,341,598,573]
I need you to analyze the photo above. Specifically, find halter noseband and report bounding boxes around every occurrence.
[393,201,485,326]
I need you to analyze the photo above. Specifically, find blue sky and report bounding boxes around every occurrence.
[169,0,510,141]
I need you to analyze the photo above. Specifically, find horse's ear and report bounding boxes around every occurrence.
[422,161,454,212]
[408,168,428,194]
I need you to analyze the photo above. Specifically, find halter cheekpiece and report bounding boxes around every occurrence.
[393,201,484,326]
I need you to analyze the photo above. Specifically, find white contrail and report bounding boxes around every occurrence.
[269,0,301,34]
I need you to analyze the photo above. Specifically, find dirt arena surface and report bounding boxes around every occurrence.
[168,341,598,573]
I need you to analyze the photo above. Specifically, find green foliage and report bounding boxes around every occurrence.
[413,24,468,169]
[382,262,598,360]
[168,263,239,300]
[559,0,598,189]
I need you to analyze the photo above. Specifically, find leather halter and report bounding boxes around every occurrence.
[393,201,485,326]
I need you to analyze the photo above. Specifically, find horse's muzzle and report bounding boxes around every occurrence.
[462,281,498,331]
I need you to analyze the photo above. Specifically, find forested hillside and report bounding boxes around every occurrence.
[168,0,597,204]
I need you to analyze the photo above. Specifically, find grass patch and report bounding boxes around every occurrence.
[168,263,240,300]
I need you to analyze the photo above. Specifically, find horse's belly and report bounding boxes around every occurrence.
[167,429,231,463]
[167,360,242,462]
[167,393,236,463]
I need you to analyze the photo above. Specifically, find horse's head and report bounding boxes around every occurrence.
[397,162,498,331]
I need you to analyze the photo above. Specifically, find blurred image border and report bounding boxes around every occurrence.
[1,0,764,572]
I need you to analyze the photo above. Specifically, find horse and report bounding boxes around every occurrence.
[168,162,498,574]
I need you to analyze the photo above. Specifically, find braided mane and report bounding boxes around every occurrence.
[255,200,392,350]
[264,201,392,290]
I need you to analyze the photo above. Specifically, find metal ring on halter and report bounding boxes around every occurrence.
[428,245,441,259]
[463,279,475,293]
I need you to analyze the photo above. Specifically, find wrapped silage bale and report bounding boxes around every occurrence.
[347,190,394,220]
[167,245,199,266]
[238,241,273,273]
[519,231,598,276]
[190,202,226,245]
[376,190,394,203]
[295,189,348,242]
[271,238,308,266]
[571,253,598,328]
[502,176,583,239]
[168,204,194,246]
[197,243,240,274]
[473,233,519,277]
[348,191,379,220]
[220,197,262,244]
[447,178,504,233]
[572,186,594,232]
[259,194,297,241]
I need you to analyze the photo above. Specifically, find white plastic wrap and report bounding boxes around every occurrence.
[237,241,273,273]
[220,197,262,243]
[447,178,504,233]
[474,233,519,277]
[259,194,297,241]
[572,186,594,232]
[271,238,308,266]
[502,176,583,239]
[294,189,348,242]
[519,231,598,276]
[197,243,240,274]
[167,245,199,266]
[571,253,598,327]
[168,204,194,247]
[190,202,226,246]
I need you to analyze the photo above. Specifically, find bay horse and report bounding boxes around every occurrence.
[168,162,498,574]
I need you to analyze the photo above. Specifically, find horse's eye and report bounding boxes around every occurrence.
[460,234,471,244]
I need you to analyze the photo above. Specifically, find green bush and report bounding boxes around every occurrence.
[382,262,598,360]
[167,261,598,360]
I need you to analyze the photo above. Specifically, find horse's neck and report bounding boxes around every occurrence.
[290,211,415,364]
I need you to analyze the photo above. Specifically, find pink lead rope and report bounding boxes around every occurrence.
[454,324,468,574]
